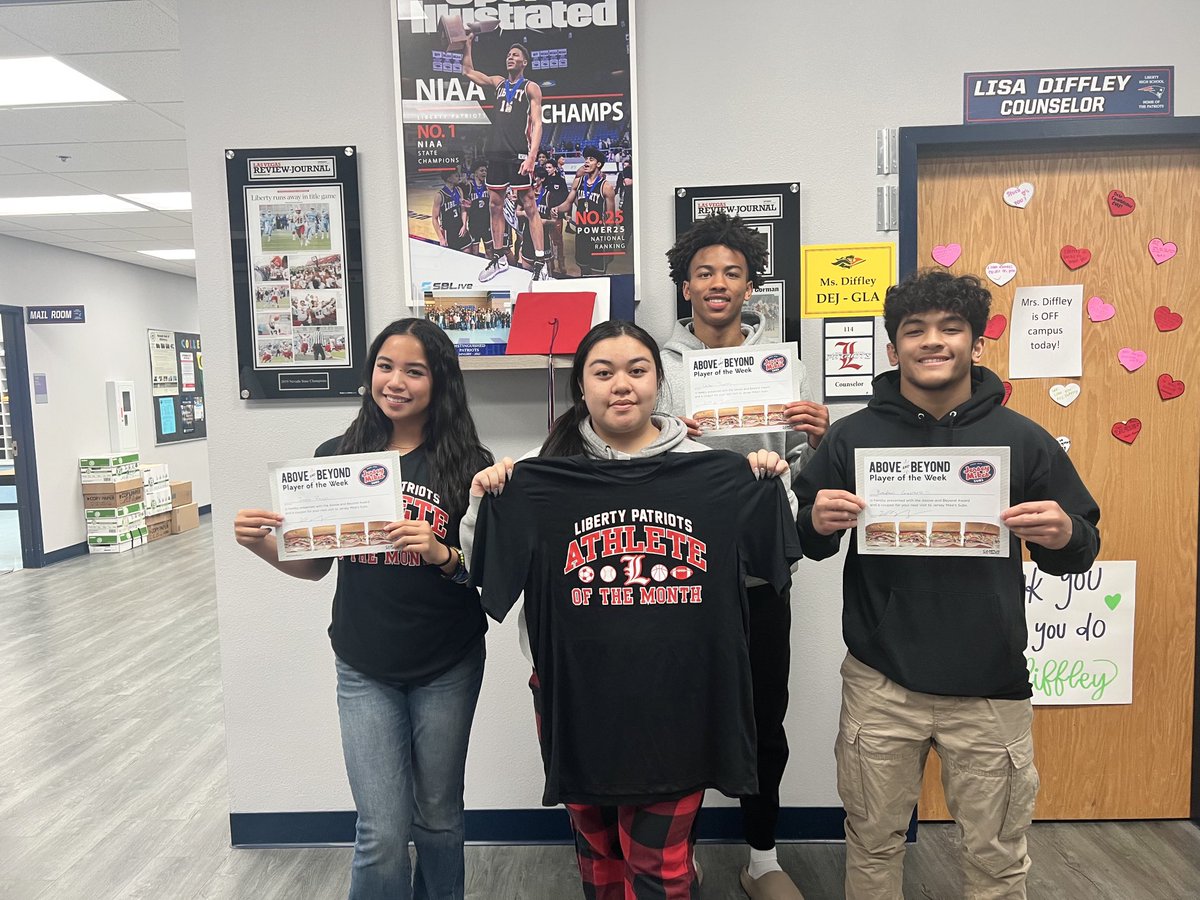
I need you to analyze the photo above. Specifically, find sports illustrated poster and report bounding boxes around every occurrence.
[226,146,368,400]
[674,183,801,346]
[394,0,636,305]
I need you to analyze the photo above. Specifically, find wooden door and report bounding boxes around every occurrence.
[915,144,1199,819]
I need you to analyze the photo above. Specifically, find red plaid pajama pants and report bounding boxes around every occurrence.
[530,670,703,900]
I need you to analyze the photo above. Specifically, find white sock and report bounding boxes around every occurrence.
[747,846,782,879]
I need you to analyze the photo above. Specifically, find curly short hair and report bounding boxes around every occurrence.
[883,269,992,343]
[666,213,770,287]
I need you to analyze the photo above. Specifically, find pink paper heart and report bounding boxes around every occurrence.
[1087,296,1116,322]
[931,243,962,267]
[1148,238,1177,264]
[1117,348,1147,372]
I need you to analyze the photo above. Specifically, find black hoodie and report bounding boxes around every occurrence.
[794,366,1100,699]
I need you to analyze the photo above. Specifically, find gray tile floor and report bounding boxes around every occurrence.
[2,519,1198,899]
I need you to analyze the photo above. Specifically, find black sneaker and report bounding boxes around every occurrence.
[532,259,551,281]
[479,253,508,282]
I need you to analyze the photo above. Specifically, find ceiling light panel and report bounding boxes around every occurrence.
[0,57,126,106]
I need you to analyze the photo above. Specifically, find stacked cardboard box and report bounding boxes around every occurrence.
[141,463,173,542]
[170,479,199,534]
[81,453,147,554]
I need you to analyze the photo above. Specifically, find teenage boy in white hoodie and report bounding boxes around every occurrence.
[659,213,829,900]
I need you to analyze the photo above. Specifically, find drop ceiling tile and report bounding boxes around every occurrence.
[161,210,191,224]
[0,103,184,145]
[47,226,146,243]
[128,225,193,241]
[59,50,182,104]
[0,171,110,196]
[14,213,112,231]
[0,24,46,55]
[0,155,37,176]
[11,230,89,246]
[0,1,178,54]
[59,168,190,194]
[75,209,190,228]
[89,139,188,169]
[145,101,186,126]
[0,218,40,233]
[0,142,139,173]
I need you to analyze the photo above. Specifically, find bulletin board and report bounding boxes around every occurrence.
[900,118,1200,820]
[149,329,207,445]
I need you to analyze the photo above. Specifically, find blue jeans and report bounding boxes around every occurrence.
[335,643,485,900]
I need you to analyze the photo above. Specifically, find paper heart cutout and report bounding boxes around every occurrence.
[1117,348,1147,371]
[985,262,1017,286]
[1107,190,1136,216]
[1158,373,1185,400]
[1056,436,1071,454]
[1104,593,1122,610]
[1001,381,1012,406]
[1003,182,1034,208]
[931,243,962,266]
[1153,305,1183,332]
[1086,296,1115,322]
[983,315,1007,340]
[1060,245,1092,270]
[1111,418,1142,444]
[1148,238,1177,264]
[1049,383,1080,407]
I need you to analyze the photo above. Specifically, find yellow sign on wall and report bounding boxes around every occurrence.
[801,242,895,318]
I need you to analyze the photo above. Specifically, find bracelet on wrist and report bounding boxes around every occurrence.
[439,545,470,584]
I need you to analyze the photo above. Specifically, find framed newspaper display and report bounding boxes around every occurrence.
[226,146,368,401]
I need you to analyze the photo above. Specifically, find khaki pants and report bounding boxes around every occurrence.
[836,653,1039,900]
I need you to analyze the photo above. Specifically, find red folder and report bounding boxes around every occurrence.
[505,291,597,355]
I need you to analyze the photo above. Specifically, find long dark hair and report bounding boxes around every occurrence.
[540,320,663,458]
[339,318,492,516]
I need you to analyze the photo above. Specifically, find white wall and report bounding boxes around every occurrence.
[0,235,210,555]
[180,0,1200,819]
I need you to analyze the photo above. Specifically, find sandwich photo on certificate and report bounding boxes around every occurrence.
[283,527,312,553]
[929,521,964,548]
[897,521,929,548]
[963,522,1001,550]
[366,520,391,546]
[864,521,897,548]
[693,409,717,432]
[339,522,368,549]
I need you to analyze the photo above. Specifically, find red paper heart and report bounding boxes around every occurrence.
[1060,245,1092,270]
[1153,305,1183,332]
[1158,374,1186,401]
[983,314,1007,340]
[1002,381,1012,406]
[1111,418,1142,444]
[1107,190,1136,216]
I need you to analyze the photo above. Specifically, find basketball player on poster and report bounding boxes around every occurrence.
[461,37,551,283]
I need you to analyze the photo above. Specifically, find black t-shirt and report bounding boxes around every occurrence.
[470,452,802,805]
[317,438,486,685]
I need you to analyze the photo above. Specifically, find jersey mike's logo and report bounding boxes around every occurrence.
[358,464,389,486]
[761,353,787,374]
[959,461,996,484]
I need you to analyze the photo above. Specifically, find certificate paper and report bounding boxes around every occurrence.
[683,342,801,435]
[269,451,403,560]
[854,446,1011,557]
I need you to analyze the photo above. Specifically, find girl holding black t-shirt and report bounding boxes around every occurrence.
[234,318,492,900]
[462,321,793,900]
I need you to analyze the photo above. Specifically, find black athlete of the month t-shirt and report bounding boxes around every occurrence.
[471,451,803,806]
[315,438,486,686]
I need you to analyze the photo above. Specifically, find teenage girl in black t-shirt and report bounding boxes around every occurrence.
[234,319,492,900]
[464,321,790,900]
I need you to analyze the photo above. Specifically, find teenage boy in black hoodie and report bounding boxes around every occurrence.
[793,270,1100,900]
